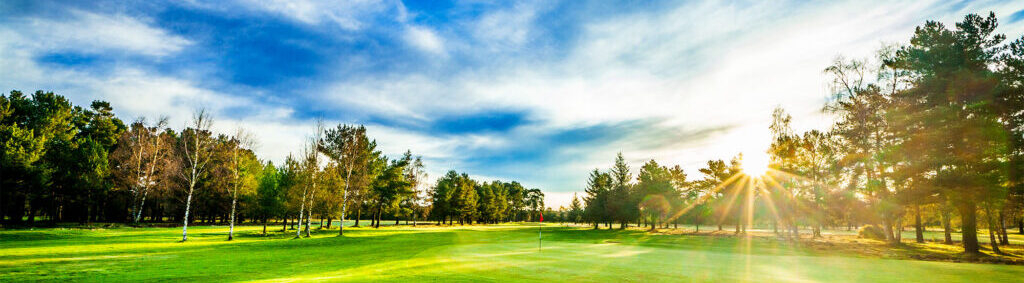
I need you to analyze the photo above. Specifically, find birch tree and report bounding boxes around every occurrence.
[301,121,324,238]
[318,124,369,236]
[295,145,312,239]
[401,151,426,226]
[179,110,214,242]
[112,116,171,223]
[228,128,257,240]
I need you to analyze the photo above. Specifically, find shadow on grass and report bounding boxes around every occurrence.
[531,226,1024,265]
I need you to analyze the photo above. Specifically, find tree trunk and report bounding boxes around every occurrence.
[985,205,1001,254]
[181,185,195,242]
[914,205,924,243]
[26,201,36,225]
[894,217,903,243]
[998,210,1008,245]
[304,178,315,238]
[958,202,980,254]
[339,168,351,235]
[296,187,307,238]
[135,188,149,223]
[941,209,953,245]
[355,206,362,227]
[882,217,895,244]
[304,202,312,238]
[374,204,382,228]
[304,212,311,237]
[228,191,238,241]
[262,217,267,235]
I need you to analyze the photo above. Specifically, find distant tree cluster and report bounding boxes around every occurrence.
[428,171,545,225]
[0,91,544,240]
[582,153,714,232]
[1,91,125,225]
[581,12,1024,255]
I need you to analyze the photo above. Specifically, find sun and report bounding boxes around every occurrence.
[741,152,770,177]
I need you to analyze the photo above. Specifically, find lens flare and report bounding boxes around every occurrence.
[742,152,770,177]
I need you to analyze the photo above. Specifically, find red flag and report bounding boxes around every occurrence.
[539,213,543,222]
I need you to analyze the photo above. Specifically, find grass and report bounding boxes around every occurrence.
[3,223,1024,282]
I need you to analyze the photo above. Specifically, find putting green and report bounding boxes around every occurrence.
[2,224,1022,282]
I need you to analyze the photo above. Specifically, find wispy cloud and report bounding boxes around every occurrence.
[403,25,445,55]
[25,10,191,57]
[235,0,390,30]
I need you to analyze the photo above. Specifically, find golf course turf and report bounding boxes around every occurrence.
[2,223,1024,282]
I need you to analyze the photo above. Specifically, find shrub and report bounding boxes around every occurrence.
[858,225,886,240]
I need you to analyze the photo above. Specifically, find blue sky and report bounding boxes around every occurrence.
[3,0,1024,207]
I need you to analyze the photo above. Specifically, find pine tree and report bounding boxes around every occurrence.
[569,193,583,224]
[609,153,634,229]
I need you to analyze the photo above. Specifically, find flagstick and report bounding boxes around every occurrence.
[538,223,542,252]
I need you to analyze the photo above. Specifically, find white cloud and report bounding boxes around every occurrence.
[470,2,542,50]
[18,10,191,57]
[231,0,449,58]
[238,0,389,30]
[404,25,446,54]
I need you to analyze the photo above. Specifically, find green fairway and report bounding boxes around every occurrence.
[2,224,1024,282]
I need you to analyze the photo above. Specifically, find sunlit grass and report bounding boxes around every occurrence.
[3,224,1024,282]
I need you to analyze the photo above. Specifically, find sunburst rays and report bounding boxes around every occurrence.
[663,163,814,238]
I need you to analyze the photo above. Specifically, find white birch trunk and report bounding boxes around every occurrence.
[182,141,200,241]
[131,127,145,222]
[305,169,315,237]
[305,190,314,237]
[229,148,239,241]
[180,111,211,242]
[135,189,149,223]
[136,129,164,223]
[182,146,199,242]
[297,187,307,238]
[339,165,352,235]
[229,192,237,240]
[182,184,195,241]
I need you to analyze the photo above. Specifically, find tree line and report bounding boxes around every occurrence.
[0,92,545,240]
[581,13,1024,255]
[428,170,545,225]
